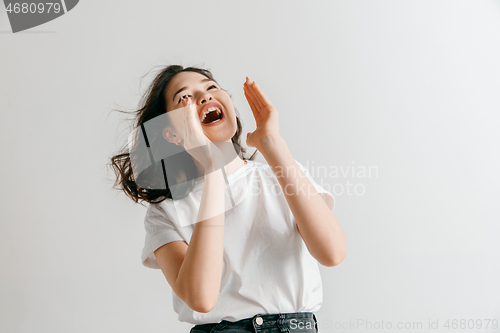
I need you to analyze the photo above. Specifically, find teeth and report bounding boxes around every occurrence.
[201,106,222,122]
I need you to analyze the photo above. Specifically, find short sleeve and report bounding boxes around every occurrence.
[141,202,185,269]
[295,159,336,213]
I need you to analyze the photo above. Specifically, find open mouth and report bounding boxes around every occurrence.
[200,107,224,126]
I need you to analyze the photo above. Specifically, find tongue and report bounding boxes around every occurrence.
[202,111,221,124]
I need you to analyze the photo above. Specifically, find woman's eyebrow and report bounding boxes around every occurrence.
[172,78,214,102]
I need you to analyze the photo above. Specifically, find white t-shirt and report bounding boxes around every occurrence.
[141,159,336,325]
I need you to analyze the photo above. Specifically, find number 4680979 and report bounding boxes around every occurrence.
[5,2,62,14]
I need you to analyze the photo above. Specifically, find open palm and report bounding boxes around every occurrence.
[243,77,281,150]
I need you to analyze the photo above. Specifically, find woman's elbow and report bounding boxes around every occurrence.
[322,247,347,267]
[188,296,218,313]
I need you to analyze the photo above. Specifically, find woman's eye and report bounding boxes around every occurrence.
[179,95,190,103]
[178,85,217,103]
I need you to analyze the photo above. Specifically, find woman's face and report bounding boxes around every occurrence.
[164,71,237,143]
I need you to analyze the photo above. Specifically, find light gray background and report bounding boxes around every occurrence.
[1,1,499,332]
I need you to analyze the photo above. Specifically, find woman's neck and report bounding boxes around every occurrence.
[193,140,246,178]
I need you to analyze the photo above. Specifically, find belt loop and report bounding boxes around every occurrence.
[277,313,289,333]
[209,321,228,333]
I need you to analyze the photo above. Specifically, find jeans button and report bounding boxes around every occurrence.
[255,316,263,325]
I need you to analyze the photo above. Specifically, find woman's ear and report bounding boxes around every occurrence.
[162,127,182,145]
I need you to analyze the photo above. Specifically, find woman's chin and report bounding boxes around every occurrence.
[203,122,237,142]
[205,135,234,143]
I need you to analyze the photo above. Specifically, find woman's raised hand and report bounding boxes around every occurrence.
[167,98,224,173]
[180,99,208,151]
[243,77,281,151]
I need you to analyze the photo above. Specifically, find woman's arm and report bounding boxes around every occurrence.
[159,98,227,312]
[155,167,226,313]
[243,77,346,267]
[175,167,226,312]
[261,135,346,267]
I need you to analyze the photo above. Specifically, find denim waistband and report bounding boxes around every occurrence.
[190,312,317,333]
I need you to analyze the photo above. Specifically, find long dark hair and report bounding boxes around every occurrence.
[109,65,257,205]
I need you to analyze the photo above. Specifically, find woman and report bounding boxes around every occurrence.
[110,65,346,332]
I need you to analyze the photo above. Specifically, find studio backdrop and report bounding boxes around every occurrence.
[1,1,499,332]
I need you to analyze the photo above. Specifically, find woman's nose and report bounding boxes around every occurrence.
[197,92,213,105]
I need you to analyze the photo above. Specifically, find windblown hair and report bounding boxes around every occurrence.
[109,65,257,205]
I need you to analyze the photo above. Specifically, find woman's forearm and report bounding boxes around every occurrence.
[176,168,226,312]
[259,134,347,267]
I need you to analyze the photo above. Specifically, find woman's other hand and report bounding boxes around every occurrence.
[243,77,281,151]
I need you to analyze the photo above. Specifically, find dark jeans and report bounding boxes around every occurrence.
[190,312,318,333]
